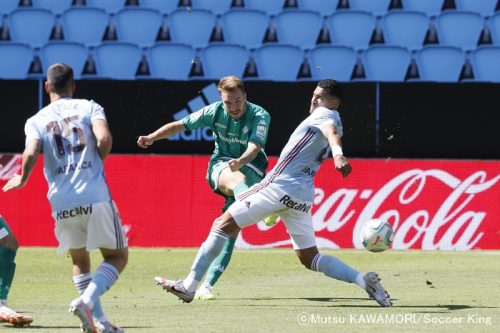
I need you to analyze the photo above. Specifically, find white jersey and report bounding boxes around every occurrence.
[261,107,343,201]
[24,98,111,211]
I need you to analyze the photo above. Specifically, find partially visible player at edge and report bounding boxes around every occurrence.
[137,76,277,300]
[154,79,393,307]
[2,63,128,333]
[0,215,33,326]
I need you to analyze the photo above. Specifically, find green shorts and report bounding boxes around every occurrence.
[0,216,13,240]
[207,159,265,199]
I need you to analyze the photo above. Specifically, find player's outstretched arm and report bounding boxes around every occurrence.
[2,139,41,192]
[137,120,185,149]
[228,141,262,172]
[320,124,352,178]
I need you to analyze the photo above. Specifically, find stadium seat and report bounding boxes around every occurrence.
[309,45,357,81]
[470,46,500,82]
[191,0,232,16]
[147,42,195,80]
[491,13,500,45]
[244,0,286,16]
[115,8,162,48]
[348,0,392,17]
[297,0,339,16]
[221,9,269,49]
[62,7,109,47]
[140,0,179,15]
[167,9,216,48]
[401,0,444,17]
[94,42,142,80]
[0,43,33,79]
[455,0,498,17]
[382,10,430,50]
[435,11,484,50]
[85,0,127,13]
[0,0,18,15]
[8,8,55,48]
[200,43,249,79]
[327,10,376,50]
[32,0,72,15]
[254,44,303,81]
[40,42,88,79]
[363,45,412,81]
[416,46,465,82]
[275,10,323,50]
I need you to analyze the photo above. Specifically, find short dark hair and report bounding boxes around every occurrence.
[318,79,343,101]
[218,76,246,94]
[47,63,74,95]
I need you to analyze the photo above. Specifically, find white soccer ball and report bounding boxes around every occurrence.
[361,218,394,252]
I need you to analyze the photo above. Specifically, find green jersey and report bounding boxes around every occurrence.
[182,101,270,176]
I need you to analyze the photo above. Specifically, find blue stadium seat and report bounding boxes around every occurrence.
[327,10,376,50]
[221,9,269,49]
[382,10,430,50]
[0,43,33,79]
[62,7,109,47]
[32,0,72,15]
[244,0,286,16]
[470,46,500,82]
[255,44,303,81]
[191,0,232,16]
[0,0,18,15]
[94,42,142,80]
[491,12,500,45]
[200,43,249,79]
[275,10,323,50]
[115,8,162,48]
[8,8,55,48]
[167,9,216,48]
[148,43,195,80]
[297,0,339,16]
[309,45,357,81]
[401,0,444,17]
[40,42,88,79]
[416,46,465,82]
[455,0,498,17]
[435,11,484,50]
[140,0,179,15]
[86,0,127,14]
[363,45,411,81]
[349,0,392,17]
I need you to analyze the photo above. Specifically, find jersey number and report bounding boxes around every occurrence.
[46,116,86,157]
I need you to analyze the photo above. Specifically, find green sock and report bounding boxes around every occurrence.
[0,246,16,299]
[204,237,236,286]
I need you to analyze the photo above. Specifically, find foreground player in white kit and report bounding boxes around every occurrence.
[154,79,392,307]
[3,63,129,332]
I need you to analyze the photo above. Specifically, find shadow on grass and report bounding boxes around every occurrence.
[2,325,153,330]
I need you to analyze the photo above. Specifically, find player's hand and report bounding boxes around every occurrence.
[228,159,242,172]
[334,155,352,178]
[137,135,154,148]
[2,174,25,192]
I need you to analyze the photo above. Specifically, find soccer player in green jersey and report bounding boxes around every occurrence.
[0,215,33,326]
[137,76,276,300]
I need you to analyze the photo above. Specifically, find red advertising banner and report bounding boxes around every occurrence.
[1,154,499,250]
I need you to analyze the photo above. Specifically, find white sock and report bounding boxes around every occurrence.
[355,272,366,290]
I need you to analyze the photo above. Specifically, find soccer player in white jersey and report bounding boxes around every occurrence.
[3,63,129,332]
[154,79,392,307]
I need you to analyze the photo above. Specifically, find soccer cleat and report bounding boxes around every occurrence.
[363,272,392,307]
[194,283,216,301]
[95,320,124,333]
[263,214,279,227]
[154,277,195,303]
[0,305,33,326]
[69,298,97,333]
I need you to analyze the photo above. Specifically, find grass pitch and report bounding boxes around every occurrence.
[5,248,499,333]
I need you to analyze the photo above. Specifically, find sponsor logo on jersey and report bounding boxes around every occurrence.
[279,195,312,213]
[56,205,93,220]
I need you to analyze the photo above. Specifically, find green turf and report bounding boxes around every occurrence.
[4,248,499,332]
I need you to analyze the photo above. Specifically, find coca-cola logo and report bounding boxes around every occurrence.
[0,154,21,181]
[238,168,500,251]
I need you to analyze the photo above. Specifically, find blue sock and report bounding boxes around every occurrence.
[183,228,229,292]
[312,253,359,283]
[73,273,106,321]
[81,263,119,308]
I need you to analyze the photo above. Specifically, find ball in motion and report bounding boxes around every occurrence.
[361,218,394,252]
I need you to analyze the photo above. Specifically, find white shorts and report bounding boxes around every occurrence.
[52,201,128,255]
[229,183,316,250]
